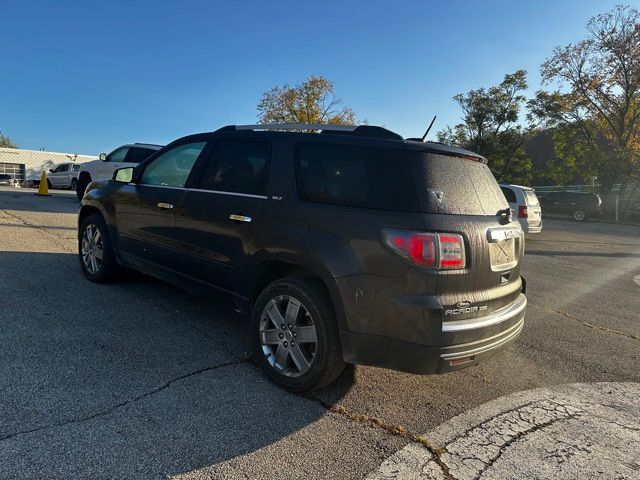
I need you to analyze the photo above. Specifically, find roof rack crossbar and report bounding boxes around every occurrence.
[233,123,357,132]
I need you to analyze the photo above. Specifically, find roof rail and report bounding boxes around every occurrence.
[214,123,404,141]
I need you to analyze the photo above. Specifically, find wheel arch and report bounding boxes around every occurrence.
[242,255,348,333]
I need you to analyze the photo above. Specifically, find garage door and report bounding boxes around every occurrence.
[0,163,26,182]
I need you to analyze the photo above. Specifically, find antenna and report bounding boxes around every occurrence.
[421,115,437,142]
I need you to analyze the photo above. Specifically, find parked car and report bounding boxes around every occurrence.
[46,162,82,190]
[76,143,162,200]
[78,123,527,392]
[500,184,542,233]
[539,191,602,221]
[0,174,19,187]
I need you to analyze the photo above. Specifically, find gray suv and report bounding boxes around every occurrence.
[78,123,527,392]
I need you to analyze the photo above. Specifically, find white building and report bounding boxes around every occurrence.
[0,147,98,183]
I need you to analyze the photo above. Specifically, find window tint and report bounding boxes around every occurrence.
[140,142,206,187]
[126,147,156,164]
[295,142,418,211]
[501,186,517,203]
[72,164,80,171]
[107,147,129,163]
[409,152,507,215]
[197,140,269,195]
[54,164,69,172]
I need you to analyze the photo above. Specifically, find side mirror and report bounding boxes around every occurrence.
[99,153,107,161]
[113,167,134,183]
[48,169,53,172]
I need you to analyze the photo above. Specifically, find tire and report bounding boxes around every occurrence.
[573,209,587,221]
[252,277,345,392]
[76,175,90,201]
[46,179,52,189]
[78,213,121,283]
[71,178,77,191]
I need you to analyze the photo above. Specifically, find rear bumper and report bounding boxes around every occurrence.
[520,218,542,233]
[339,294,526,375]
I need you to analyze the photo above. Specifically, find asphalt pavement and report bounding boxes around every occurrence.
[1,187,639,479]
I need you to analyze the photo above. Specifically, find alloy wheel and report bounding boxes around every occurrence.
[259,295,318,377]
[81,224,104,274]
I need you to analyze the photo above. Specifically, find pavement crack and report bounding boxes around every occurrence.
[530,302,640,341]
[1,209,72,243]
[0,357,250,443]
[473,412,582,480]
[311,399,456,480]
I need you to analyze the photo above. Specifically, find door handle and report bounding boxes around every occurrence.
[229,214,252,223]
[157,202,174,209]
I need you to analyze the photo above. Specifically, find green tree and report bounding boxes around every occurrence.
[437,70,534,184]
[539,5,640,193]
[257,75,356,125]
[0,132,18,148]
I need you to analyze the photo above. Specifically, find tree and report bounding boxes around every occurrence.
[540,5,640,193]
[0,132,18,148]
[257,76,356,125]
[437,70,534,184]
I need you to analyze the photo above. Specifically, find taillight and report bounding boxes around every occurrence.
[382,229,466,270]
[518,205,528,218]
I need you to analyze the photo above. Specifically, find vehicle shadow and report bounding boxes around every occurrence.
[0,251,354,478]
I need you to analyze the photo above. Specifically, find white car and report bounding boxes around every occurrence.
[500,184,542,233]
[46,162,82,190]
[76,143,162,200]
[0,174,20,187]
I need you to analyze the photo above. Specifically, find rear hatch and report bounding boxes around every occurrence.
[524,189,542,224]
[406,147,524,336]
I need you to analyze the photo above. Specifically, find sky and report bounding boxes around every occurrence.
[0,0,632,155]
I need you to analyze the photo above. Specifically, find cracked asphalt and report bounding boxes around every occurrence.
[1,187,639,479]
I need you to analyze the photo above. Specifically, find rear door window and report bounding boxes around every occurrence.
[107,147,129,163]
[295,142,418,211]
[196,140,269,195]
[126,147,156,163]
[408,151,508,215]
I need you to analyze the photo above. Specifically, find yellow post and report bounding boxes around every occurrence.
[35,170,51,196]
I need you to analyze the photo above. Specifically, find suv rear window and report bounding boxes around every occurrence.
[500,186,517,203]
[295,142,418,211]
[408,151,508,215]
[523,190,539,205]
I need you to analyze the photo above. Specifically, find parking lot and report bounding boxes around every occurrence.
[1,187,639,479]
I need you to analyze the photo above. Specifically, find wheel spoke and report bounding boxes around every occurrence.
[90,256,98,273]
[94,247,103,261]
[260,328,281,345]
[284,298,301,325]
[274,343,289,368]
[289,344,310,373]
[266,300,285,329]
[295,325,317,343]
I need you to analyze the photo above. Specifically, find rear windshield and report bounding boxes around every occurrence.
[408,151,508,215]
[524,189,539,205]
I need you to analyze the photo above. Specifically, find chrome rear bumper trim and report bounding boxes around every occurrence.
[442,293,527,332]
[440,318,524,360]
